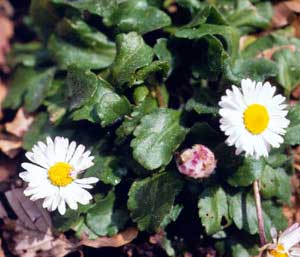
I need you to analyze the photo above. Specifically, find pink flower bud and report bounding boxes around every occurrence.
[176,144,216,179]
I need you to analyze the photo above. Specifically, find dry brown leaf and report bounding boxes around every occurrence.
[0,201,8,219]
[0,155,17,182]
[80,227,138,248]
[272,2,292,28]
[256,44,298,59]
[13,224,74,257]
[5,108,35,137]
[285,1,300,12]
[292,16,300,37]
[0,133,22,158]
[5,188,52,233]
[0,81,7,120]
[4,188,75,257]
[292,86,300,99]
[272,1,300,28]
[0,239,5,257]
[0,15,13,69]
[0,0,14,17]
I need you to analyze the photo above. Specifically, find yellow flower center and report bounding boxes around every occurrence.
[243,104,269,134]
[268,244,288,257]
[48,162,73,187]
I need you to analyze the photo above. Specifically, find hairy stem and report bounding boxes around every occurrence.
[253,179,267,246]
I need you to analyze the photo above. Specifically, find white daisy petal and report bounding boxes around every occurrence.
[219,79,289,159]
[267,223,300,256]
[58,198,66,215]
[20,136,96,215]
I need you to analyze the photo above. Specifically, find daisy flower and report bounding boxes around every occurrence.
[19,136,99,215]
[219,78,290,159]
[265,223,300,257]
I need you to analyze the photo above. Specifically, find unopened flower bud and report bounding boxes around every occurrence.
[176,144,216,179]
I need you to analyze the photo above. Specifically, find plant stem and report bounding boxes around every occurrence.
[253,179,267,246]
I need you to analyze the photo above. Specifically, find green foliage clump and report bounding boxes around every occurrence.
[5,0,300,256]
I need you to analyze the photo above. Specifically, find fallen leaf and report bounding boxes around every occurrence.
[285,1,300,12]
[0,133,22,158]
[0,239,5,257]
[0,81,7,120]
[0,155,17,182]
[5,108,34,137]
[5,188,52,233]
[292,86,300,99]
[292,16,300,37]
[256,45,298,60]
[0,0,14,17]
[272,2,294,28]
[4,188,75,257]
[0,201,8,219]
[80,227,138,248]
[0,15,13,69]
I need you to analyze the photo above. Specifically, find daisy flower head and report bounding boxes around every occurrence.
[19,136,99,215]
[219,78,290,159]
[266,223,300,257]
[176,144,216,179]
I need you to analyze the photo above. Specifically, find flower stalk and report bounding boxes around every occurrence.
[253,179,267,246]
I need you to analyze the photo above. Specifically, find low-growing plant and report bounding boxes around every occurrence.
[4,0,300,256]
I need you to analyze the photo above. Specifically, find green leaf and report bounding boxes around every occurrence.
[128,171,183,232]
[52,0,171,34]
[84,156,127,186]
[86,191,128,236]
[227,157,265,187]
[66,67,131,126]
[51,0,115,17]
[66,67,98,110]
[224,58,278,84]
[135,60,170,84]
[25,68,56,112]
[23,113,73,150]
[131,108,188,170]
[30,0,60,39]
[262,201,287,232]
[52,204,91,232]
[73,217,99,239]
[103,0,171,34]
[260,166,291,203]
[175,24,239,60]
[48,33,115,70]
[3,66,55,112]
[265,153,288,168]
[185,122,222,148]
[230,243,250,257]
[198,186,230,235]
[116,97,158,143]
[161,204,183,228]
[7,42,46,68]
[185,98,218,116]
[285,104,300,145]
[54,18,116,68]
[43,79,68,124]
[225,2,272,30]
[273,49,300,93]
[110,32,154,88]
[153,39,172,68]
[228,192,272,236]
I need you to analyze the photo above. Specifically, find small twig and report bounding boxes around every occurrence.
[253,180,267,246]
